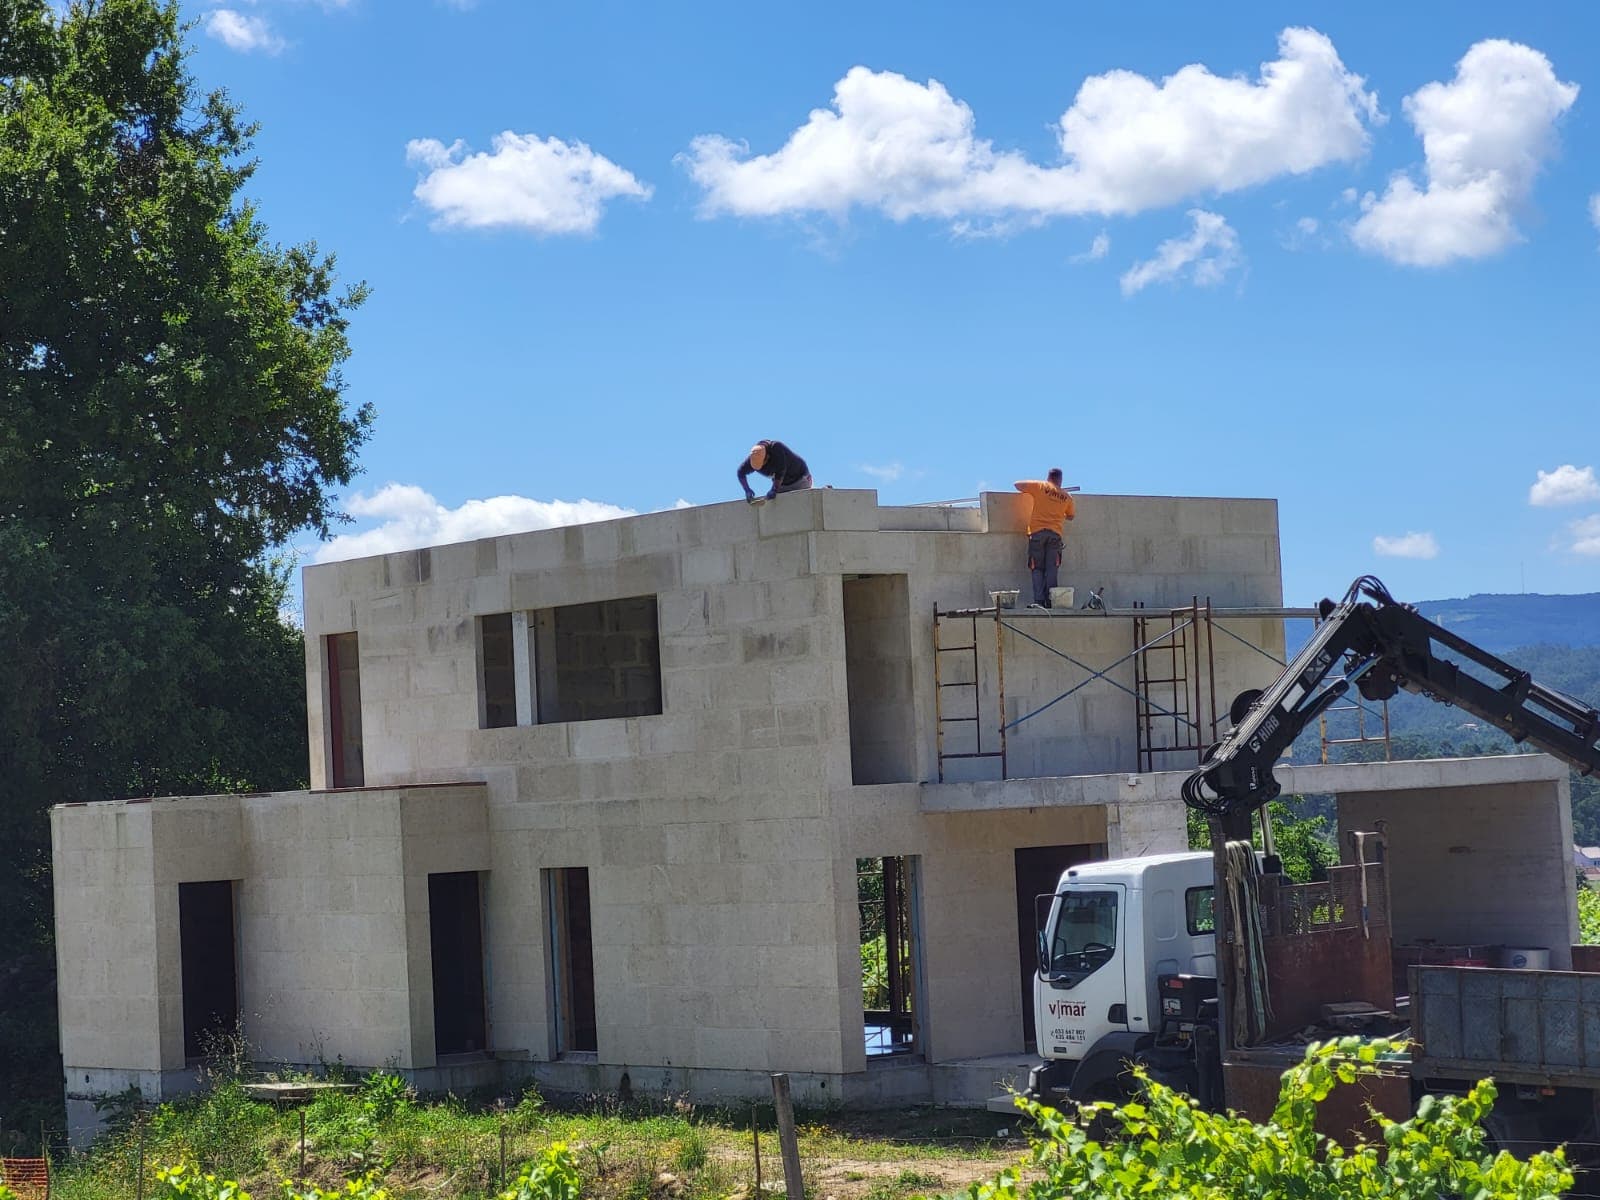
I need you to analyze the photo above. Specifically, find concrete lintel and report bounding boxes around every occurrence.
[1275,753,1567,795]
[919,769,1191,814]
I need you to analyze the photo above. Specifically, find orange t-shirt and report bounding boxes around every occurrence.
[1017,482,1075,536]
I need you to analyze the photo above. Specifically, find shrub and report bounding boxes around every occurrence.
[358,1072,412,1124]
[150,1160,253,1199]
[0,1185,18,1200]
[498,1142,582,1200]
[972,1037,1573,1200]
[279,1169,392,1199]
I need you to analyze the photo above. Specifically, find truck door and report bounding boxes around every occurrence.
[1037,884,1128,1061]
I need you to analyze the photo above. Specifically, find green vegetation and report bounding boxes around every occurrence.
[1579,882,1600,944]
[49,1074,1010,1200]
[0,0,369,1134]
[975,1038,1570,1200]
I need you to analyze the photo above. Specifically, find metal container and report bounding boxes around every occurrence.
[1502,947,1552,970]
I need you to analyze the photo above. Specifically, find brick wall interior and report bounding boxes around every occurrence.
[541,595,663,723]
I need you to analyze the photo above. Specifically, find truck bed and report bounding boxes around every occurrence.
[1412,965,1600,1088]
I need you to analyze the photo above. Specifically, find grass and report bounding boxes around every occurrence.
[50,1077,1021,1200]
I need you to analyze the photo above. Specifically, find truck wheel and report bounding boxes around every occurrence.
[1480,1103,1543,1159]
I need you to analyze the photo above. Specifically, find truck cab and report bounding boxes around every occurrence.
[1033,852,1218,1099]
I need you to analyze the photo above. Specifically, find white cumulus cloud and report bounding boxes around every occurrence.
[313,484,637,563]
[1372,531,1440,559]
[858,462,905,483]
[682,28,1378,226]
[1120,210,1241,295]
[204,9,285,54]
[1570,515,1600,556]
[1529,464,1600,507]
[407,133,652,235]
[1351,40,1577,266]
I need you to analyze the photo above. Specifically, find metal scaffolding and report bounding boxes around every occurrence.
[932,601,1390,781]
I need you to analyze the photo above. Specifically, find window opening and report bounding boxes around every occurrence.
[326,632,364,787]
[532,597,662,724]
[859,856,920,1057]
[843,576,916,784]
[478,613,518,729]
[546,868,598,1054]
[1045,890,1119,985]
[1186,886,1216,935]
[179,881,238,1061]
[429,872,488,1056]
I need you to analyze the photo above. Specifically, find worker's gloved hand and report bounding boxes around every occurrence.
[747,495,765,506]
[766,490,777,501]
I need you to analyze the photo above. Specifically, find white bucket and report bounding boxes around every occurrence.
[989,589,1019,610]
[1501,947,1551,970]
[1050,586,1075,609]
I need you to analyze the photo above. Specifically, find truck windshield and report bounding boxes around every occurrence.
[1047,890,1118,983]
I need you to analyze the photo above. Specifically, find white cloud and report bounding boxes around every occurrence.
[313,484,636,562]
[1297,217,1319,236]
[406,134,652,235]
[1120,210,1241,295]
[204,9,285,54]
[1351,40,1577,266]
[859,462,905,483]
[1591,193,1600,244]
[682,28,1378,226]
[1372,531,1440,559]
[1072,232,1111,263]
[1570,515,1600,556]
[1530,464,1600,507]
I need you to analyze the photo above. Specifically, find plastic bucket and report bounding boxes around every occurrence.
[989,590,1019,610]
[1050,586,1075,608]
[1502,947,1551,970]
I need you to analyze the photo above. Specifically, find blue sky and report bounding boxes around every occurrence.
[180,1,1600,606]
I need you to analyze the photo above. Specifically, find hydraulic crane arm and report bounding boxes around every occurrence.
[1183,576,1600,820]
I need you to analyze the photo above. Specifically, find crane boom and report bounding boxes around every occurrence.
[1183,576,1600,819]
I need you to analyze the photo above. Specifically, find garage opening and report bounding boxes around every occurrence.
[859,855,921,1058]
[179,880,238,1061]
[546,867,598,1055]
[428,872,488,1056]
[1015,843,1105,1049]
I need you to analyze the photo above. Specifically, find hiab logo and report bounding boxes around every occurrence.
[1048,1000,1087,1018]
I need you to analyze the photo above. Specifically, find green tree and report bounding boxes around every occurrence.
[1,0,370,1132]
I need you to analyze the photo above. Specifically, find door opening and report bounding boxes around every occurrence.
[429,872,488,1056]
[546,867,598,1055]
[858,855,921,1058]
[179,880,239,1061]
[1015,844,1104,1050]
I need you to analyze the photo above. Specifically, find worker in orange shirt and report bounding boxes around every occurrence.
[1014,468,1076,608]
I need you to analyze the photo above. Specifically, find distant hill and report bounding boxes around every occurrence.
[1287,590,1600,655]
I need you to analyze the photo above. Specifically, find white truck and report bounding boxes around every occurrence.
[1016,577,1600,1149]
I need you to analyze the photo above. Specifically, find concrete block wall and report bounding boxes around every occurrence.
[1335,772,1577,965]
[52,784,489,1100]
[289,488,1279,1082]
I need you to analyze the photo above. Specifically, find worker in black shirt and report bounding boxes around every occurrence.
[738,440,813,503]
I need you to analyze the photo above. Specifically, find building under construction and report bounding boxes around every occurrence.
[50,488,1576,1142]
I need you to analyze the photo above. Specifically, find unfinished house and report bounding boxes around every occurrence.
[51,489,1576,1141]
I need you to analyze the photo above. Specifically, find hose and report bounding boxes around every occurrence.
[1225,839,1273,1046]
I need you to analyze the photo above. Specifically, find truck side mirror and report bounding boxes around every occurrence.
[1037,929,1049,974]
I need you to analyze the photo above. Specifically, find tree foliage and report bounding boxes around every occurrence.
[0,0,369,1131]
[979,1038,1572,1200]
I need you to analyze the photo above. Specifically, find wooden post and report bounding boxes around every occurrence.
[769,1074,804,1200]
[299,1108,307,1184]
[500,1121,508,1188]
[752,1104,762,1197]
[137,1116,147,1200]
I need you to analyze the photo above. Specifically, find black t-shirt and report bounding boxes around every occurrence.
[737,440,809,487]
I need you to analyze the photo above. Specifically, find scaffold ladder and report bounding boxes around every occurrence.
[933,605,1007,781]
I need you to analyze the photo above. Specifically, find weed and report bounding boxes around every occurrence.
[673,1125,708,1173]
